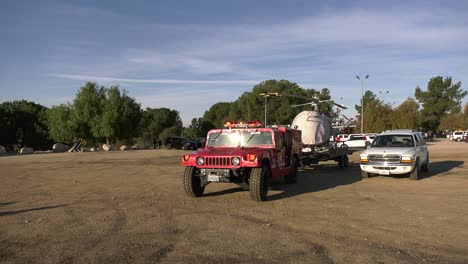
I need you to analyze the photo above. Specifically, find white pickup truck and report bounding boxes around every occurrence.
[359,129,429,180]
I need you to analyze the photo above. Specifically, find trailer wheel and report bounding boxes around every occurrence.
[183,166,205,197]
[250,165,269,202]
[338,155,349,167]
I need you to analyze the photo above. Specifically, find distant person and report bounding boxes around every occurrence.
[152,138,157,149]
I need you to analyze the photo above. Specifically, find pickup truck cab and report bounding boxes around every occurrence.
[359,129,429,180]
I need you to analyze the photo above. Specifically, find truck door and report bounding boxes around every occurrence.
[274,132,286,167]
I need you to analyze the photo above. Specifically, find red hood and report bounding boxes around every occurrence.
[195,147,269,156]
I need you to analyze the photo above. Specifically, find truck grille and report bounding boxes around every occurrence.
[205,156,232,167]
[368,154,401,163]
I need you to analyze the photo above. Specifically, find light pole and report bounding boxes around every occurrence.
[356,75,369,133]
[258,93,278,127]
[379,90,389,103]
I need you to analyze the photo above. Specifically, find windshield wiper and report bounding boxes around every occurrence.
[209,130,223,147]
[245,129,259,144]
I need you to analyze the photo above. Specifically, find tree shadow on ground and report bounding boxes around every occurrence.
[0,204,67,217]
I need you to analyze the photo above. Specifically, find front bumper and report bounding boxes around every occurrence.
[360,163,415,175]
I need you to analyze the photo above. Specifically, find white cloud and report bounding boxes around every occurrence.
[51,73,259,85]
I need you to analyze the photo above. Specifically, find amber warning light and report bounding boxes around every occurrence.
[224,121,263,128]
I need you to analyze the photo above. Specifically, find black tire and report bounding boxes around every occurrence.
[421,155,429,172]
[361,170,370,178]
[183,166,205,197]
[285,158,298,184]
[410,160,420,180]
[339,155,349,167]
[250,165,269,202]
[343,155,349,167]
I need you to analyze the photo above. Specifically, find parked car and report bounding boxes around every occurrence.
[463,132,468,143]
[335,134,350,142]
[360,129,429,180]
[165,136,197,150]
[337,134,372,150]
[451,131,465,141]
[195,138,207,149]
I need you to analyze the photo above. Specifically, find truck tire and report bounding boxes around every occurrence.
[361,170,370,178]
[183,166,205,197]
[339,155,349,167]
[421,155,429,172]
[410,160,420,180]
[285,158,298,184]
[250,165,269,202]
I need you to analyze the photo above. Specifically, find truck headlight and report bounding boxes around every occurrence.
[231,157,240,166]
[360,156,368,162]
[401,156,414,163]
[196,157,204,165]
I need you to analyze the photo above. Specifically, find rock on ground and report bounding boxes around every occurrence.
[102,144,112,151]
[52,143,70,153]
[20,147,34,155]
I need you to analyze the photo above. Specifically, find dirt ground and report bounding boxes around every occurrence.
[1,139,467,264]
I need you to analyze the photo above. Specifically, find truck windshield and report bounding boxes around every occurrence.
[207,130,273,148]
[371,134,415,147]
[207,131,240,147]
[241,131,273,147]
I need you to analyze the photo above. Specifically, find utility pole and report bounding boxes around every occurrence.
[356,75,369,133]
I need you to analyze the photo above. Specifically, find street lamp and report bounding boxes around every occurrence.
[379,90,389,103]
[258,92,279,127]
[356,75,369,133]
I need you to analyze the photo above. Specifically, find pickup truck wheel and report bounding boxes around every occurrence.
[183,166,205,197]
[410,160,420,180]
[361,170,370,178]
[285,159,298,184]
[250,165,269,202]
[421,155,429,172]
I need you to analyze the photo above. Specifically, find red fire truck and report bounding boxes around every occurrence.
[181,121,302,202]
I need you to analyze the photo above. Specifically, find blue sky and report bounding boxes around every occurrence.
[2,0,468,125]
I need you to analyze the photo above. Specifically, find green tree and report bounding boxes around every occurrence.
[96,87,142,144]
[0,100,51,150]
[72,82,106,141]
[361,100,393,133]
[140,107,183,142]
[392,98,419,130]
[415,76,466,132]
[45,104,76,143]
[354,91,382,133]
[203,102,232,128]
[72,82,142,144]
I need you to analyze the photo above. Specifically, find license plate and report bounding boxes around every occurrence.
[207,174,220,182]
[302,148,311,152]
[379,170,390,175]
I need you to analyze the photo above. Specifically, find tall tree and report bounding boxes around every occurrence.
[392,98,419,129]
[0,100,51,150]
[140,107,183,142]
[415,76,466,132]
[45,104,76,143]
[203,102,232,128]
[354,91,381,133]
